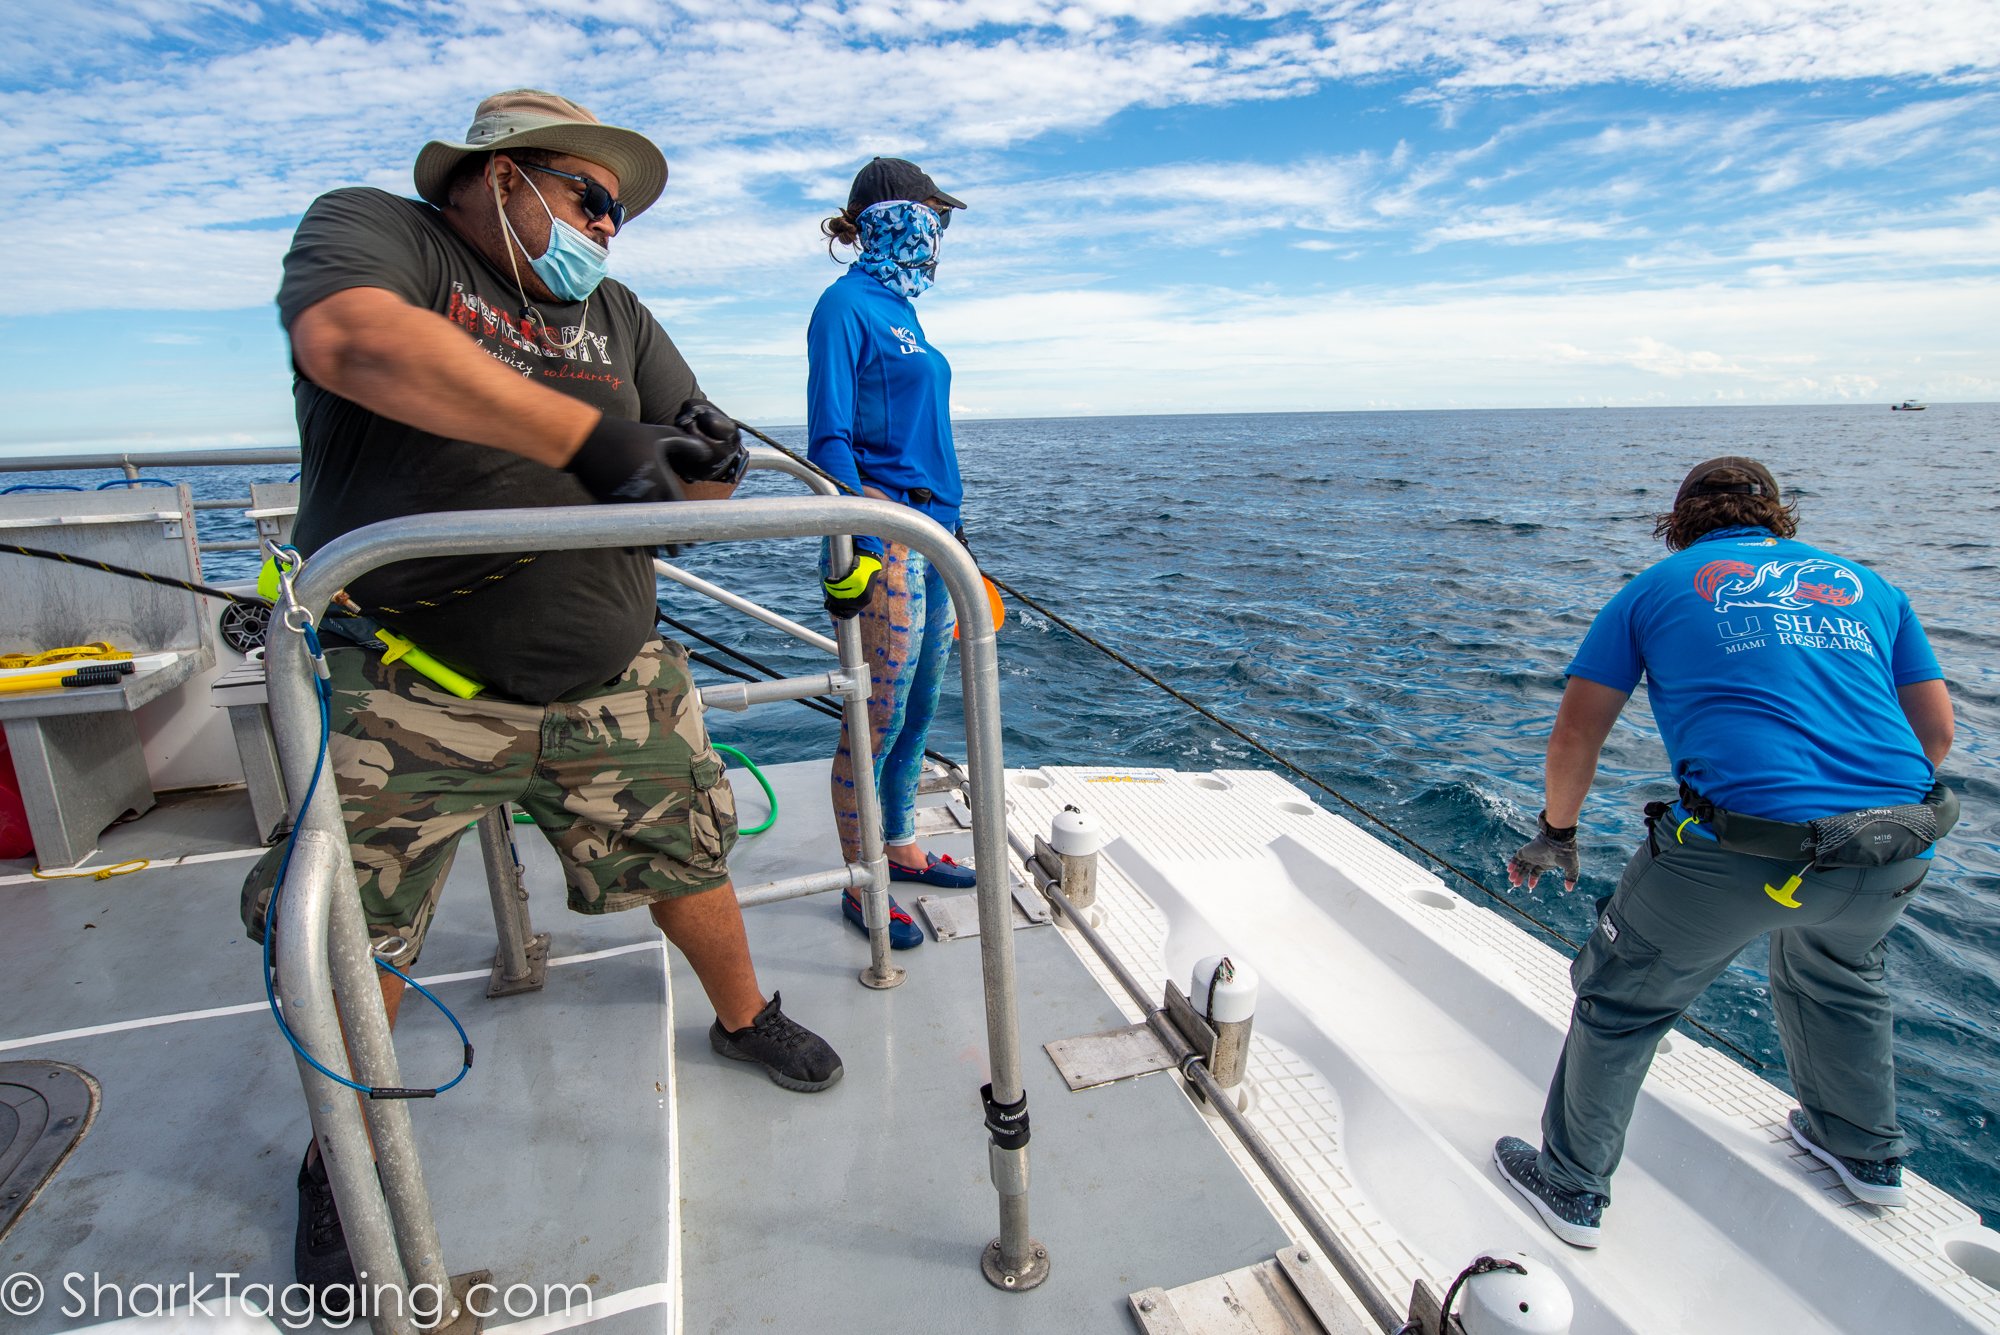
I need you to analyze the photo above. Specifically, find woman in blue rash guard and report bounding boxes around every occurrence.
[808,156,971,949]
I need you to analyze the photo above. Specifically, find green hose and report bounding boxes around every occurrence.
[508,742,777,836]
[711,743,776,835]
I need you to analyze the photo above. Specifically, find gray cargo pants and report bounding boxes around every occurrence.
[1538,823,1930,1201]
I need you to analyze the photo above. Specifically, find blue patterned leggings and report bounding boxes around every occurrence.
[831,542,956,863]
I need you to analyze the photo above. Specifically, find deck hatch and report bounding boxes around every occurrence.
[0,1060,97,1243]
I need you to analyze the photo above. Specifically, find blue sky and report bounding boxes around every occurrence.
[4,0,1998,454]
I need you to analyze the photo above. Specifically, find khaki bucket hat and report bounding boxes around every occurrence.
[413,89,668,220]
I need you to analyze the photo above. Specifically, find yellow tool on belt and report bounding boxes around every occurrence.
[259,558,485,699]
[371,628,484,699]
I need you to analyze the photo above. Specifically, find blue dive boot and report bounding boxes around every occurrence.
[1494,1136,1605,1248]
[1789,1109,1906,1207]
[841,888,924,949]
[887,852,977,889]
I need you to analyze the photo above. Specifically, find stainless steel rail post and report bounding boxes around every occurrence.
[268,624,454,1333]
[744,446,898,988]
[478,806,548,998]
[267,494,1043,1298]
[275,827,420,1335]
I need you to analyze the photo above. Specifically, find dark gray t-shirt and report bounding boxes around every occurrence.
[276,187,698,703]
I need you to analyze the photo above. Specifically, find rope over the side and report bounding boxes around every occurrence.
[2,541,267,606]
[733,420,1768,1073]
[3,540,538,620]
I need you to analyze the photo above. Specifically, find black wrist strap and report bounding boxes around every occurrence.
[1538,809,1578,843]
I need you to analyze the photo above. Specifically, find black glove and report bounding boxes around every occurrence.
[1509,810,1580,891]
[565,417,694,504]
[823,551,883,620]
[670,399,750,484]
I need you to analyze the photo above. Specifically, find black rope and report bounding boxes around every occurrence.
[733,420,1768,1072]
[3,538,535,622]
[661,606,961,768]
[371,554,539,616]
[1439,1255,1528,1332]
[3,541,267,606]
[684,646,846,725]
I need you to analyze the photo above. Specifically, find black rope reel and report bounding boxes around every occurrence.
[219,599,270,653]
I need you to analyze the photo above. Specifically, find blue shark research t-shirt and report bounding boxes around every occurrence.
[1567,526,1941,822]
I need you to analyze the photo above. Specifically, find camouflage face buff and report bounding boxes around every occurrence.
[854,200,941,299]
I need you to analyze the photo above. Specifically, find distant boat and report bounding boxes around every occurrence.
[1892,400,1927,411]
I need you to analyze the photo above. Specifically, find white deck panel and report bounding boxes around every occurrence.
[1003,764,2000,1333]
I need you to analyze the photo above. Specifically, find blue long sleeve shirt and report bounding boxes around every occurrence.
[806,265,961,559]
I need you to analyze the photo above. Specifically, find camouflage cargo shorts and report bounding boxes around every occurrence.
[242,636,737,966]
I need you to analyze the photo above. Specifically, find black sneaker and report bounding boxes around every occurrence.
[709,992,843,1092]
[1494,1135,1604,1248]
[295,1149,359,1300]
[1789,1109,1906,1207]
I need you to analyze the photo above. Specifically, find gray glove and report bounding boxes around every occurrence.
[1509,811,1580,891]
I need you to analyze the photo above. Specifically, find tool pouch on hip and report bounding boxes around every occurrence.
[1808,781,1960,867]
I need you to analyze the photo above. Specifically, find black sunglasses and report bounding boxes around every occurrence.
[516,161,627,233]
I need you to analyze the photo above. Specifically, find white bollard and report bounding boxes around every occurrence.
[1456,1250,1574,1335]
[1189,954,1260,1090]
[1048,805,1105,910]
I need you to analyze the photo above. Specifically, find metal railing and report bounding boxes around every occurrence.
[0,447,303,556]
[264,484,1039,1331]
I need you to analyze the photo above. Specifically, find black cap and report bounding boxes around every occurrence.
[1675,456,1783,507]
[847,157,967,216]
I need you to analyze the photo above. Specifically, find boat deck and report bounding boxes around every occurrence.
[6,757,2000,1333]
[0,762,1293,1334]
[1002,765,2000,1334]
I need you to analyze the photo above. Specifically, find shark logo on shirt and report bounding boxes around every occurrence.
[1692,558,1863,613]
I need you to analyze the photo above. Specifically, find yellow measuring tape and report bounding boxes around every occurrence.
[0,642,132,669]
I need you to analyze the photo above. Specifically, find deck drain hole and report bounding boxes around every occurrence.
[1408,887,1457,911]
[1191,775,1231,791]
[1656,1035,1677,1056]
[1945,1235,2000,1290]
[1196,1080,1256,1120]
[1276,800,1316,816]
[1009,772,1052,790]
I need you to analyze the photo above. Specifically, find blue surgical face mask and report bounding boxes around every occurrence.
[501,170,610,302]
[854,201,941,300]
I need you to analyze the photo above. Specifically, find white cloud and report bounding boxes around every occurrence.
[5,2,1999,442]
[1423,204,1631,247]
[889,273,2000,416]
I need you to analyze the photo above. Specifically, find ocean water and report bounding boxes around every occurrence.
[7,403,1995,1226]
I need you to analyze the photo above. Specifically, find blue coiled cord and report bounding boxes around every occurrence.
[262,616,472,1099]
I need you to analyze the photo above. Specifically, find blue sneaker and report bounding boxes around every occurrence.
[1494,1136,1604,1248]
[887,852,977,889]
[1789,1109,1906,1207]
[841,888,924,949]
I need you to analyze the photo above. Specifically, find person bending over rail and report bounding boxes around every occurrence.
[238,88,841,1307]
[1499,456,1957,1248]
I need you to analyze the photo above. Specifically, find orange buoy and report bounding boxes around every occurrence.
[954,576,1005,639]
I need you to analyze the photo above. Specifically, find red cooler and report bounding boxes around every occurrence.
[0,729,33,860]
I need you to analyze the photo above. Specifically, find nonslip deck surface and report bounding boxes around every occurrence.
[674,762,1288,1334]
[1,763,1291,1333]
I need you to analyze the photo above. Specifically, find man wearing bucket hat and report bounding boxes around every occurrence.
[256,89,841,1301]
[1492,457,1957,1248]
